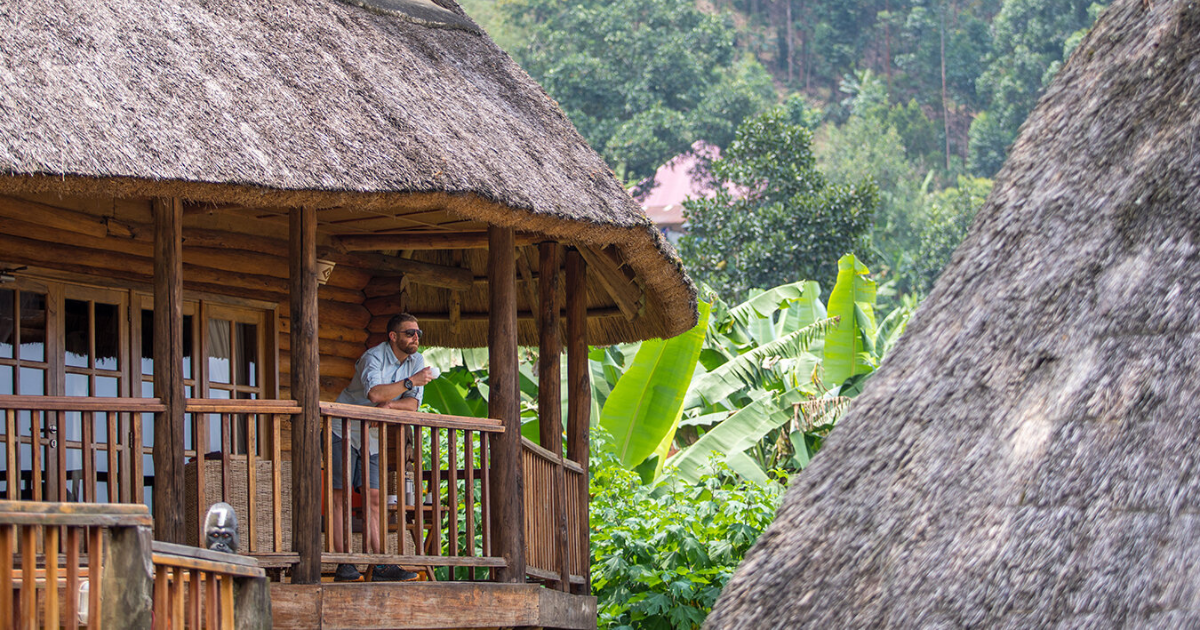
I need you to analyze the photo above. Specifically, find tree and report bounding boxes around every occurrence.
[969,0,1103,175]
[500,0,775,183]
[679,106,879,298]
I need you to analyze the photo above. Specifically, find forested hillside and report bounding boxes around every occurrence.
[462,0,1105,301]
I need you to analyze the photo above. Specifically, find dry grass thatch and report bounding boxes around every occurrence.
[0,0,697,344]
[708,0,1200,626]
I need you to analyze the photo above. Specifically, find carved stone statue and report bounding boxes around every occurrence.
[204,502,239,553]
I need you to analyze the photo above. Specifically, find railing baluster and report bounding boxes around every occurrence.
[189,569,202,630]
[415,424,424,556]
[0,525,12,627]
[81,411,93,503]
[153,566,169,630]
[323,419,333,553]
[465,430,476,580]
[377,420,388,559]
[5,409,16,500]
[272,413,283,553]
[397,423,407,556]
[220,572,235,630]
[195,410,208,545]
[171,567,185,628]
[341,416,352,554]
[53,410,65,502]
[107,411,119,503]
[65,526,79,630]
[88,526,102,626]
[431,426,441,558]
[20,524,35,629]
[206,571,218,629]
[45,526,59,629]
[221,412,232,503]
[31,412,42,504]
[446,427,453,568]
[481,434,491,559]
[247,412,258,554]
[132,409,144,505]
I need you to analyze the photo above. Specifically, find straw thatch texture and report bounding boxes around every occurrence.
[708,1,1200,627]
[0,0,696,342]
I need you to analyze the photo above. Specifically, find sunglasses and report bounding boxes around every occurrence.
[399,329,423,338]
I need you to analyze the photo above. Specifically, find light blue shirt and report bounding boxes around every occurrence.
[334,342,424,451]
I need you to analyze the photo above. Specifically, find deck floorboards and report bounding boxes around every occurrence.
[271,581,596,630]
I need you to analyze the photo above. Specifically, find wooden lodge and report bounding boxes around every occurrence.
[0,0,698,627]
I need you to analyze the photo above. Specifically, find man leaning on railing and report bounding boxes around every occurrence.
[330,313,434,582]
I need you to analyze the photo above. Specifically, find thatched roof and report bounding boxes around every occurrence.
[0,0,696,346]
[708,1,1200,626]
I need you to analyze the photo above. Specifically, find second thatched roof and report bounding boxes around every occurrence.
[707,0,1200,626]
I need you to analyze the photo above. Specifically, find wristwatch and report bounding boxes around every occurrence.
[404,377,414,391]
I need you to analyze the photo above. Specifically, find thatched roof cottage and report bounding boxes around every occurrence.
[707,0,1200,627]
[0,0,695,627]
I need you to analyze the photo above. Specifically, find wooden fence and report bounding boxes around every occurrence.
[521,437,587,589]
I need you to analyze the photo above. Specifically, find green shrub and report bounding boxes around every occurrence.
[590,431,786,629]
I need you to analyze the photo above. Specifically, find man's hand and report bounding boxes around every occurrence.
[406,367,435,388]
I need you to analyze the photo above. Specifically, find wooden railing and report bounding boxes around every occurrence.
[0,395,301,566]
[183,399,300,564]
[521,437,587,587]
[0,395,166,505]
[0,500,154,628]
[152,540,270,629]
[319,402,505,577]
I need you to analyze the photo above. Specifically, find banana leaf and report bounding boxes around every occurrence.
[683,317,835,408]
[667,387,807,483]
[724,281,817,331]
[824,254,878,386]
[777,281,825,336]
[599,301,711,469]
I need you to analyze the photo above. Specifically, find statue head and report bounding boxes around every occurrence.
[204,502,239,553]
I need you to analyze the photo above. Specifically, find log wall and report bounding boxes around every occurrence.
[0,193,381,456]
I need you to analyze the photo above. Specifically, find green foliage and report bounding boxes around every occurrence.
[679,106,879,298]
[971,0,1101,175]
[590,430,785,630]
[823,254,878,386]
[599,301,711,476]
[909,176,994,294]
[499,0,774,183]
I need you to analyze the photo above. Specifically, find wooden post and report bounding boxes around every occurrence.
[152,197,186,544]
[488,226,525,582]
[565,248,591,594]
[538,243,571,590]
[101,523,154,628]
[290,207,322,583]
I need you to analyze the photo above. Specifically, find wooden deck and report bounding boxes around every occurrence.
[271,582,597,630]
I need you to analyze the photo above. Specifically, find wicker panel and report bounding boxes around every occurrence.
[184,456,292,553]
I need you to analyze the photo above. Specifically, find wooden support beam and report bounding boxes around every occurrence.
[326,251,473,290]
[516,248,541,330]
[488,226,525,583]
[333,231,539,251]
[577,246,642,321]
[290,207,322,584]
[565,248,591,595]
[538,243,570,591]
[365,307,622,332]
[152,197,186,544]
